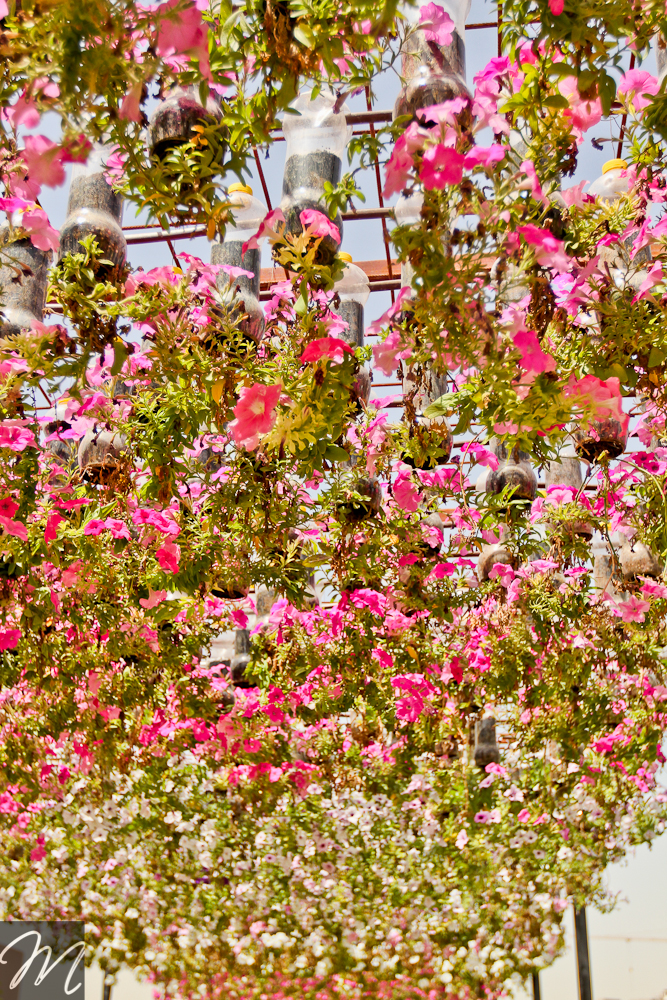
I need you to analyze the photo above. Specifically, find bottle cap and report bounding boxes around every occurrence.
[228,182,253,195]
[338,252,353,263]
[601,158,628,174]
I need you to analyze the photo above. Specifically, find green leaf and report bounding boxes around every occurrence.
[648,347,666,368]
[323,444,350,463]
[110,340,128,376]
[293,23,315,47]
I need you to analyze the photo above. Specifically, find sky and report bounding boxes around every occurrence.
[23,1,667,997]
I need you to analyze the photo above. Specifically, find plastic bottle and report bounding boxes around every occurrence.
[654,33,667,86]
[0,222,51,335]
[485,439,537,502]
[394,0,471,121]
[59,144,126,271]
[394,190,424,289]
[148,84,222,160]
[332,252,371,408]
[280,90,350,263]
[211,183,267,342]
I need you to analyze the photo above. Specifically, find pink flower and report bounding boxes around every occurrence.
[513,329,556,374]
[3,91,41,130]
[0,422,36,451]
[393,473,422,512]
[560,180,589,208]
[119,82,143,122]
[563,374,629,436]
[641,579,667,599]
[241,208,285,255]
[0,628,21,650]
[230,383,282,450]
[549,0,564,14]
[395,693,424,723]
[518,160,548,205]
[633,261,664,302]
[517,808,531,822]
[471,90,509,133]
[0,497,19,518]
[0,515,27,540]
[21,207,59,252]
[559,77,602,139]
[156,541,181,573]
[419,3,454,46]
[616,595,650,623]
[21,135,66,188]
[517,223,572,272]
[416,97,469,127]
[104,149,127,183]
[84,519,107,536]
[464,145,506,169]
[301,337,353,364]
[155,0,210,77]
[372,329,411,378]
[30,844,46,864]
[44,511,64,543]
[299,209,340,245]
[105,518,131,541]
[383,122,427,197]
[460,442,499,470]
[618,70,659,111]
[139,589,167,609]
[420,144,465,189]
[0,196,29,213]
[455,828,469,849]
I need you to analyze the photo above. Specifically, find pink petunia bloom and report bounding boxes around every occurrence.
[559,77,602,140]
[84,519,107,537]
[633,261,664,302]
[299,209,341,244]
[139,589,168,609]
[0,422,36,451]
[416,97,469,127]
[471,90,509,133]
[563,374,629,436]
[395,693,424,723]
[618,69,659,111]
[517,223,572,272]
[156,541,181,573]
[44,511,64,543]
[21,207,59,252]
[105,518,131,541]
[393,473,422,512]
[0,497,19,518]
[455,828,469,849]
[3,91,40,131]
[464,145,507,169]
[641,579,667,599]
[301,337,354,364]
[0,515,27,541]
[513,329,556,374]
[419,3,454,46]
[21,134,66,188]
[155,0,210,77]
[420,144,465,189]
[616,595,650,623]
[549,0,564,13]
[241,207,285,255]
[119,82,144,122]
[230,382,282,450]
[560,180,589,208]
[0,196,29,213]
[0,628,21,650]
[382,122,427,197]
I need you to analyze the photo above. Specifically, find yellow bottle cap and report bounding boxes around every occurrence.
[228,182,253,195]
[602,158,628,174]
[338,252,353,263]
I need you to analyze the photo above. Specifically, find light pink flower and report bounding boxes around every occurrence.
[139,589,168,609]
[301,337,353,364]
[517,223,572,272]
[0,421,36,451]
[560,180,589,208]
[299,209,340,244]
[616,595,650,623]
[119,82,143,122]
[383,122,427,197]
[418,3,454,46]
[84,519,107,537]
[155,0,210,77]
[230,383,282,450]
[455,829,469,849]
[241,207,285,255]
[416,97,468,127]
[559,77,602,139]
[0,515,27,541]
[21,134,66,188]
[393,473,422,512]
[464,145,506,169]
[3,91,40,130]
[420,144,465,189]
[641,579,667,599]
[563,374,629,436]
[633,261,664,302]
[618,69,659,111]
[21,207,59,252]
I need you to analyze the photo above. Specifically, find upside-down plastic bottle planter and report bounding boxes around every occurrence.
[77,428,126,485]
[0,222,51,335]
[402,365,452,469]
[477,542,513,582]
[44,400,75,465]
[394,0,471,121]
[485,440,538,502]
[474,717,501,768]
[588,159,651,275]
[59,145,126,271]
[148,85,221,160]
[230,628,252,687]
[280,90,350,263]
[394,189,424,292]
[544,446,592,538]
[332,252,371,408]
[338,475,382,523]
[573,418,628,463]
[619,539,663,580]
[211,183,267,343]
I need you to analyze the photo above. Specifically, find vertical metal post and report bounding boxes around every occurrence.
[574,907,593,1000]
[531,971,541,1000]
[102,978,113,1000]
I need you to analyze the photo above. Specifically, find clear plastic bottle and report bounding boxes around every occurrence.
[485,439,537,502]
[587,158,629,201]
[148,84,222,160]
[654,33,667,86]
[210,183,267,342]
[394,0,471,121]
[394,190,424,289]
[0,221,51,334]
[331,253,371,408]
[280,90,351,263]
[402,364,452,469]
[59,144,126,271]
